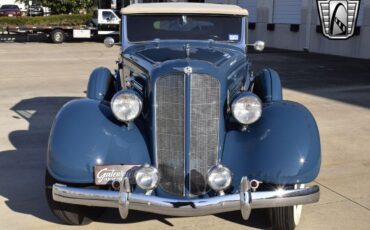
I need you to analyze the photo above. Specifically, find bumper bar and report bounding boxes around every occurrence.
[53,177,320,220]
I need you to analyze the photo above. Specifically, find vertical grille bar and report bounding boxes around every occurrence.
[189,74,220,195]
[155,75,185,196]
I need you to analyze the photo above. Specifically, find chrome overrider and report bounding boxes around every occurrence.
[52,177,320,220]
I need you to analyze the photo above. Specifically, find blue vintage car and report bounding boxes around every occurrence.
[45,3,321,229]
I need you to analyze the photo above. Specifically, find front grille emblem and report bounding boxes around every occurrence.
[184,67,192,75]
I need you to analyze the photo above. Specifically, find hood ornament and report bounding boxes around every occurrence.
[184,44,191,58]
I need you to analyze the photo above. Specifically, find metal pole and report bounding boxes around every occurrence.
[304,0,313,51]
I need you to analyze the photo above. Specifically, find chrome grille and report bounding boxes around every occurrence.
[155,73,220,196]
[156,74,185,196]
[189,74,220,195]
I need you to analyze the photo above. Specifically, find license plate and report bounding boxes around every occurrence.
[94,165,140,185]
[8,14,13,17]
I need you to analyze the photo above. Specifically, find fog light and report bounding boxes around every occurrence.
[207,165,232,191]
[134,165,159,191]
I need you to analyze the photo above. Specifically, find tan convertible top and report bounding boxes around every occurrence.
[121,3,248,16]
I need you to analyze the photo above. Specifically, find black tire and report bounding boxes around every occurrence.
[45,170,105,225]
[270,206,296,230]
[50,29,65,43]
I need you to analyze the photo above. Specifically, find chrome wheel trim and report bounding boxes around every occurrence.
[293,184,305,225]
[54,32,63,42]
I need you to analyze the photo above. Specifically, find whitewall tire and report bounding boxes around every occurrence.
[269,184,305,230]
[293,184,304,225]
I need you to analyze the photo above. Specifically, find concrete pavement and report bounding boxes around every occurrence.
[0,43,369,230]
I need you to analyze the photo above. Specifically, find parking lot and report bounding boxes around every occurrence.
[0,42,369,230]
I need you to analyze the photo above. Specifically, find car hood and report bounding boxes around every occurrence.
[0,9,18,12]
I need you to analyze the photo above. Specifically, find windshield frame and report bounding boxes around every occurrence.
[121,14,247,51]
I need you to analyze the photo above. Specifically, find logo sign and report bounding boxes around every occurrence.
[317,0,360,39]
[94,165,140,185]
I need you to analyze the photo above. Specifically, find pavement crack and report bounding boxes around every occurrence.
[315,180,370,211]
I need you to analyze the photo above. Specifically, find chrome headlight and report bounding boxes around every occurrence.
[134,165,159,190]
[111,90,142,122]
[207,165,232,191]
[231,93,262,125]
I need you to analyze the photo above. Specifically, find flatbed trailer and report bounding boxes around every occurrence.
[0,9,120,43]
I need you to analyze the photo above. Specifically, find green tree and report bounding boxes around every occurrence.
[16,0,98,15]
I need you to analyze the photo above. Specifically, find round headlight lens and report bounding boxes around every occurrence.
[111,91,142,122]
[134,166,159,190]
[207,165,232,191]
[231,93,262,125]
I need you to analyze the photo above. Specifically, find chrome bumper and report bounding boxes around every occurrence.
[52,177,320,220]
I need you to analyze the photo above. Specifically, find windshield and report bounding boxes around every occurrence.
[1,5,19,10]
[127,15,242,43]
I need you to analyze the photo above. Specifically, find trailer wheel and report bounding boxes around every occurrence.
[50,29,65,43]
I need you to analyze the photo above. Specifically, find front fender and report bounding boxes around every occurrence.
[47,99,150,183]
[223,101,321,186]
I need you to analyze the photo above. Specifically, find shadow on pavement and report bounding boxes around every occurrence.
[0,97,77,223]
[249,49,370,109]
[0,96,269,228]
[95,209,270,229]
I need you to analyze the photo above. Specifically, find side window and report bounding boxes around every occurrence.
[103,11,114,21]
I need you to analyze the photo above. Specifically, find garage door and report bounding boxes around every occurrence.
[237,0,257,22]
[205,0,227,4]
[273,0,302,24]
[357,0,365,26]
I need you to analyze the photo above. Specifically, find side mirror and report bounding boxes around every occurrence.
[252,41,265,52]
[247,41,265,52]
[104,37,115,48]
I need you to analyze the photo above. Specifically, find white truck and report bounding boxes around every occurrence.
[0,9,120,43]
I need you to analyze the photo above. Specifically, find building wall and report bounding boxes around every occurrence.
[307,0,370,59]
[207,0,370,59]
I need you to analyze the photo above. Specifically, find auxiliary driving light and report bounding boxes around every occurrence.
[134,165,159,191]
[111,90,143,122]
[207,165,232,191]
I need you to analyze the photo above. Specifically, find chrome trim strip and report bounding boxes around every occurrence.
[53,177,320,219]
[184,69,190,196]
